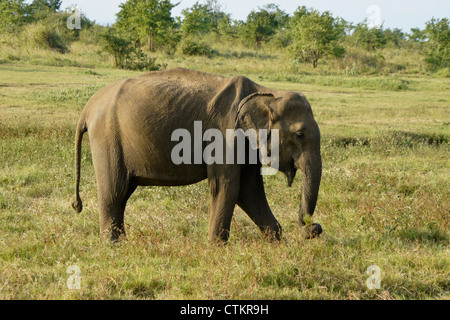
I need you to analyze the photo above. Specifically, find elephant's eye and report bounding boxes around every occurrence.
[295,131,304,139]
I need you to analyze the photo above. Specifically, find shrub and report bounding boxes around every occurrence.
[124,49,167,71]
[100,31,133,68]
[79,25,106,45]
[23,23,69,53]
[178,38,216,57]
[100,29,166,71]
[352,23,387,51]
[338,48,386,74]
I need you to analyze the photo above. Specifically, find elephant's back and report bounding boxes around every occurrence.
[85,68,263,121]
[137,67,229,88]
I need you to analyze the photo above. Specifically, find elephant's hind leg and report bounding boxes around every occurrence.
[91,143,136,241]
[97,179,136,242]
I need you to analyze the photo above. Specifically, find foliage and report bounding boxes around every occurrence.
[351,22,387,51]
[383,28,406,48]
[0,0,29,31]
[115,0,177,52]
[336,47,389,75]
[288,7,345,68]
[126,49,167,71]
[177,38,216,57]
[30,0,61,10]
[423,18,449,70]
[100,29,133,68]
[27,0,61,21]
[78,24,108,45]
[179,1,231,38]
[409,28,425,42]
[241,3,288,48]
[180,2,212,36]
[23,22,69,53]
[0,0,449,75]
[204,0,228,31]
[100,29,166,71]
[215,13,235,40]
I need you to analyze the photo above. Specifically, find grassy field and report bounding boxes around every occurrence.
[0,48,449,299]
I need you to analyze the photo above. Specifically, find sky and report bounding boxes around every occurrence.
[42,0,450,32]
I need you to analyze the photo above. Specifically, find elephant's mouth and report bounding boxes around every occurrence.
[283,160,297,187]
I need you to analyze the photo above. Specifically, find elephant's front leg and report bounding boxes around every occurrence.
[236,164,282,241]
[207,166,241,243]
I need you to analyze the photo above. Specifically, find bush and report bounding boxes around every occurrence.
[23,23,69,53]
[178,38,217,57]
[337,48,386,74]
[100,29,166,71]
[351,23,387,51]
[100,31,133,68]
[79,25,106,45]
[124,49,167,71]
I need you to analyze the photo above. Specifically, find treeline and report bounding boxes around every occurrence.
[0,0,95,53]
[1,0,448,72]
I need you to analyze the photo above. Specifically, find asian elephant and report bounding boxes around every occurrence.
[72,68,322,242]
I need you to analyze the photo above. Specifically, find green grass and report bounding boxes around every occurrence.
[0,46,449,300]
[259,74,413,91]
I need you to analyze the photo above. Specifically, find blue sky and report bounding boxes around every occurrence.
[39,0,450,31]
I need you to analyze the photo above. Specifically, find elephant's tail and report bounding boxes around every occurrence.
[72,116,87,213]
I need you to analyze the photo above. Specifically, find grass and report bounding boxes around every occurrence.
[0,41,449,300]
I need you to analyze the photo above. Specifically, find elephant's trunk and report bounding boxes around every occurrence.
[297,149,322,227]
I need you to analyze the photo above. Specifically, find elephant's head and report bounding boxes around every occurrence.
[236,91,322,236]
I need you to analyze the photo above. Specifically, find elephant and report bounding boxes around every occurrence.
[72,68,322,242]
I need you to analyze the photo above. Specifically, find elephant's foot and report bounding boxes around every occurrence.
[303,223,323,239]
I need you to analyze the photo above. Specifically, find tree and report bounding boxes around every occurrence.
[180,1,211,36]
[288,7,345,68]
[204,0,228,33]
[423,17,449,70]
[216,13,235,39]
[383,28,405,47]
[0,0,63,30]
[409,27,425,42]
[242,4,288,48]
[180,0,236,38]
[0,0,29,31]
[264,3,290,29]
[352,21,387,51]
[24,0,62,24]
[115,0,177,52]
[29,0,61,12]
[100,29,134,68]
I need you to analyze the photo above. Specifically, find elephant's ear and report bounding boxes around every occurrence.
[235,92,276,149]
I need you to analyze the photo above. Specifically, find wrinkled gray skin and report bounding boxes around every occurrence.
[72,68,322,242]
